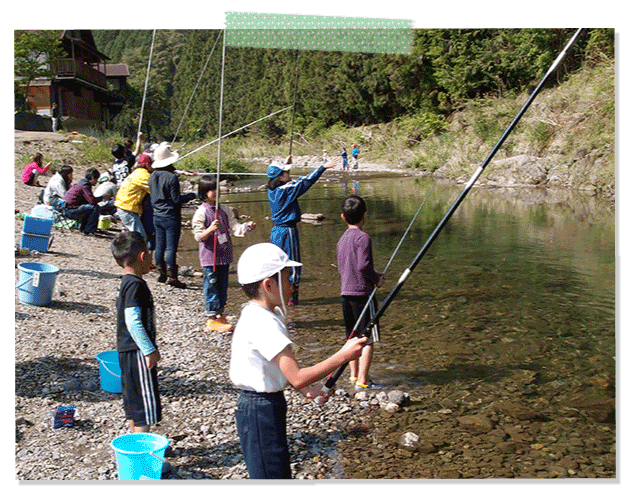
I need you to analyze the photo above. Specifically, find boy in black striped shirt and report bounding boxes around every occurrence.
[111,231,162,432]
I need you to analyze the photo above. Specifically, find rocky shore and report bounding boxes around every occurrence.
[13,131,616,483]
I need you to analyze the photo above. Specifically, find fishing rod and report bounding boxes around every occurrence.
[287,50,301,164]
[213,32,228,271]
[318,28,584,396]
[349,180,437,344]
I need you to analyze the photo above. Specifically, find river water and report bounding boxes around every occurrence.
[178,170,615,398]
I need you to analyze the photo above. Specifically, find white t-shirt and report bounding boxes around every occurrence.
[229,302,293,393]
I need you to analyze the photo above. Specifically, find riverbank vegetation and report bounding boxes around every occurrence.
[83,29,615,194]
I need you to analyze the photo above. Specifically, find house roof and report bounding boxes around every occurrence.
[98,64,130,77]
[59,30,110,62]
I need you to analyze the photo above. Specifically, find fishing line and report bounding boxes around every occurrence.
[318,28,585,395]
[172,31,223,145]
[138,29,156,136]
[177,105,293,162]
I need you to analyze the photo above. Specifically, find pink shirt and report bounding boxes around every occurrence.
[22,161,49,184]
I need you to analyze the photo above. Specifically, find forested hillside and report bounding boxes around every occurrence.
[92,29,613,144]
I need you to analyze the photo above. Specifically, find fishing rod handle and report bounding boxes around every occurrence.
[314,385,331,405]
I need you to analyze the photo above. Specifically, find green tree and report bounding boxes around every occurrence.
[14,30,64,111]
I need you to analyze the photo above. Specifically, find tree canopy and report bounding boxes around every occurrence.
[91,28,613,142]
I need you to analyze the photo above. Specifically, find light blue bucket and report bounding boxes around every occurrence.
[111,433,169,480]
[16,262,60,306]
[96,351,122,393]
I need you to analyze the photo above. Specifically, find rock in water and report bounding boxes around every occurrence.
[457,415,494,434]
[387,390,409,407]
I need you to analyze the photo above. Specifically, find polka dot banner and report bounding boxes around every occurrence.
[224,12,413,54]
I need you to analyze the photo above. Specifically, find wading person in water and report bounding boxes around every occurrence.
[267,156,338,305]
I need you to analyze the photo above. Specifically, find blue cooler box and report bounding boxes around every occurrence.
[21,215,53,252]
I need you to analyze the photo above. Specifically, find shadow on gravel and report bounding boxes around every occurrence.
[46,300,110,314]
[15,357,239,402]
[15,356,117,402]
[158,366,239,398]
[177,440,243,478]
[61,269,122,280]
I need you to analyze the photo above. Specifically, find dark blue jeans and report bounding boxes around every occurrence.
[203,264,229,316]
[153,215,180,266]
[65,204,100,234]
[235,390,292,479]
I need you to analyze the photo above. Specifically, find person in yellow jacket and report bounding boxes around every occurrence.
[115,153,153,243]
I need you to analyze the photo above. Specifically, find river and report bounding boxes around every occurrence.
[178,169,615,395]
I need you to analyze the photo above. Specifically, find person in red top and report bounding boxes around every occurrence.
[63,168,112,235]
[21,153,51,186]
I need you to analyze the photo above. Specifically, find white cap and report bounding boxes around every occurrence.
[237,243,302,284]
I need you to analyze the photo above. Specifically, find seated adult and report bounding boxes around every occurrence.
[63,168,111,235]
[43,165,73,211]
[94,172,118,215]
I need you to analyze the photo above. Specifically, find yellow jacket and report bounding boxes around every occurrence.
[114,167,150,214]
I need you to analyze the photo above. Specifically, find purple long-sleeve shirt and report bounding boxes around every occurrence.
[64,178,103,208]
[337,227,381,296]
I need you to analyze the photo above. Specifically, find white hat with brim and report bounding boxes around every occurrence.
[152,143,179,169]
[238,243,302,284]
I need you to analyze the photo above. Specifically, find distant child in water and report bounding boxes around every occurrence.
[191,176,256,332]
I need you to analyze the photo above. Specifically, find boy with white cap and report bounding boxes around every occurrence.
[229,242,367,479]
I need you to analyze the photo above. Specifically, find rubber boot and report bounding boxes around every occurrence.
[156,261,167,283]
[167,264,187,289]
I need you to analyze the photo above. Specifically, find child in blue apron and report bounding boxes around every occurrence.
[267,156,337,305]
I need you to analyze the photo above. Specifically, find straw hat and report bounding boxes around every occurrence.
[152,143,179,169]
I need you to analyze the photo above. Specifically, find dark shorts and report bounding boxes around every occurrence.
[235,390,292,479]
[341,295,379,342]
[119,350,162,427]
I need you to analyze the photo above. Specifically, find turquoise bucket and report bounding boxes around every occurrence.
[111,433,169,480]
[96,351,122,393]
[16,262,59,306]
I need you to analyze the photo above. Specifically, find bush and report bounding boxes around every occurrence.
[396,112,447,144]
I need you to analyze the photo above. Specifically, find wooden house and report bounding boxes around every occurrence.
[18,30,128,132]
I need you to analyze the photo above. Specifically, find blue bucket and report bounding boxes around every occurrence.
[96,350,122,393]
[16,262,60,306]
[111,433,169,480]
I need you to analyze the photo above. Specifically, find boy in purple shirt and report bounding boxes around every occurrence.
[336,195,384,390]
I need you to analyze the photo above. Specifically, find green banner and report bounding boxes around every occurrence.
[224,12,413,54]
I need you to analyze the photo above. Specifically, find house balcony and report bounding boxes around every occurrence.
[54,58,108,89]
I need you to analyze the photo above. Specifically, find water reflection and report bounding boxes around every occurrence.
[179,175,615,393]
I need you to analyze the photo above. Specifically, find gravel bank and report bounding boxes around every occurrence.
[13,131,616,483]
